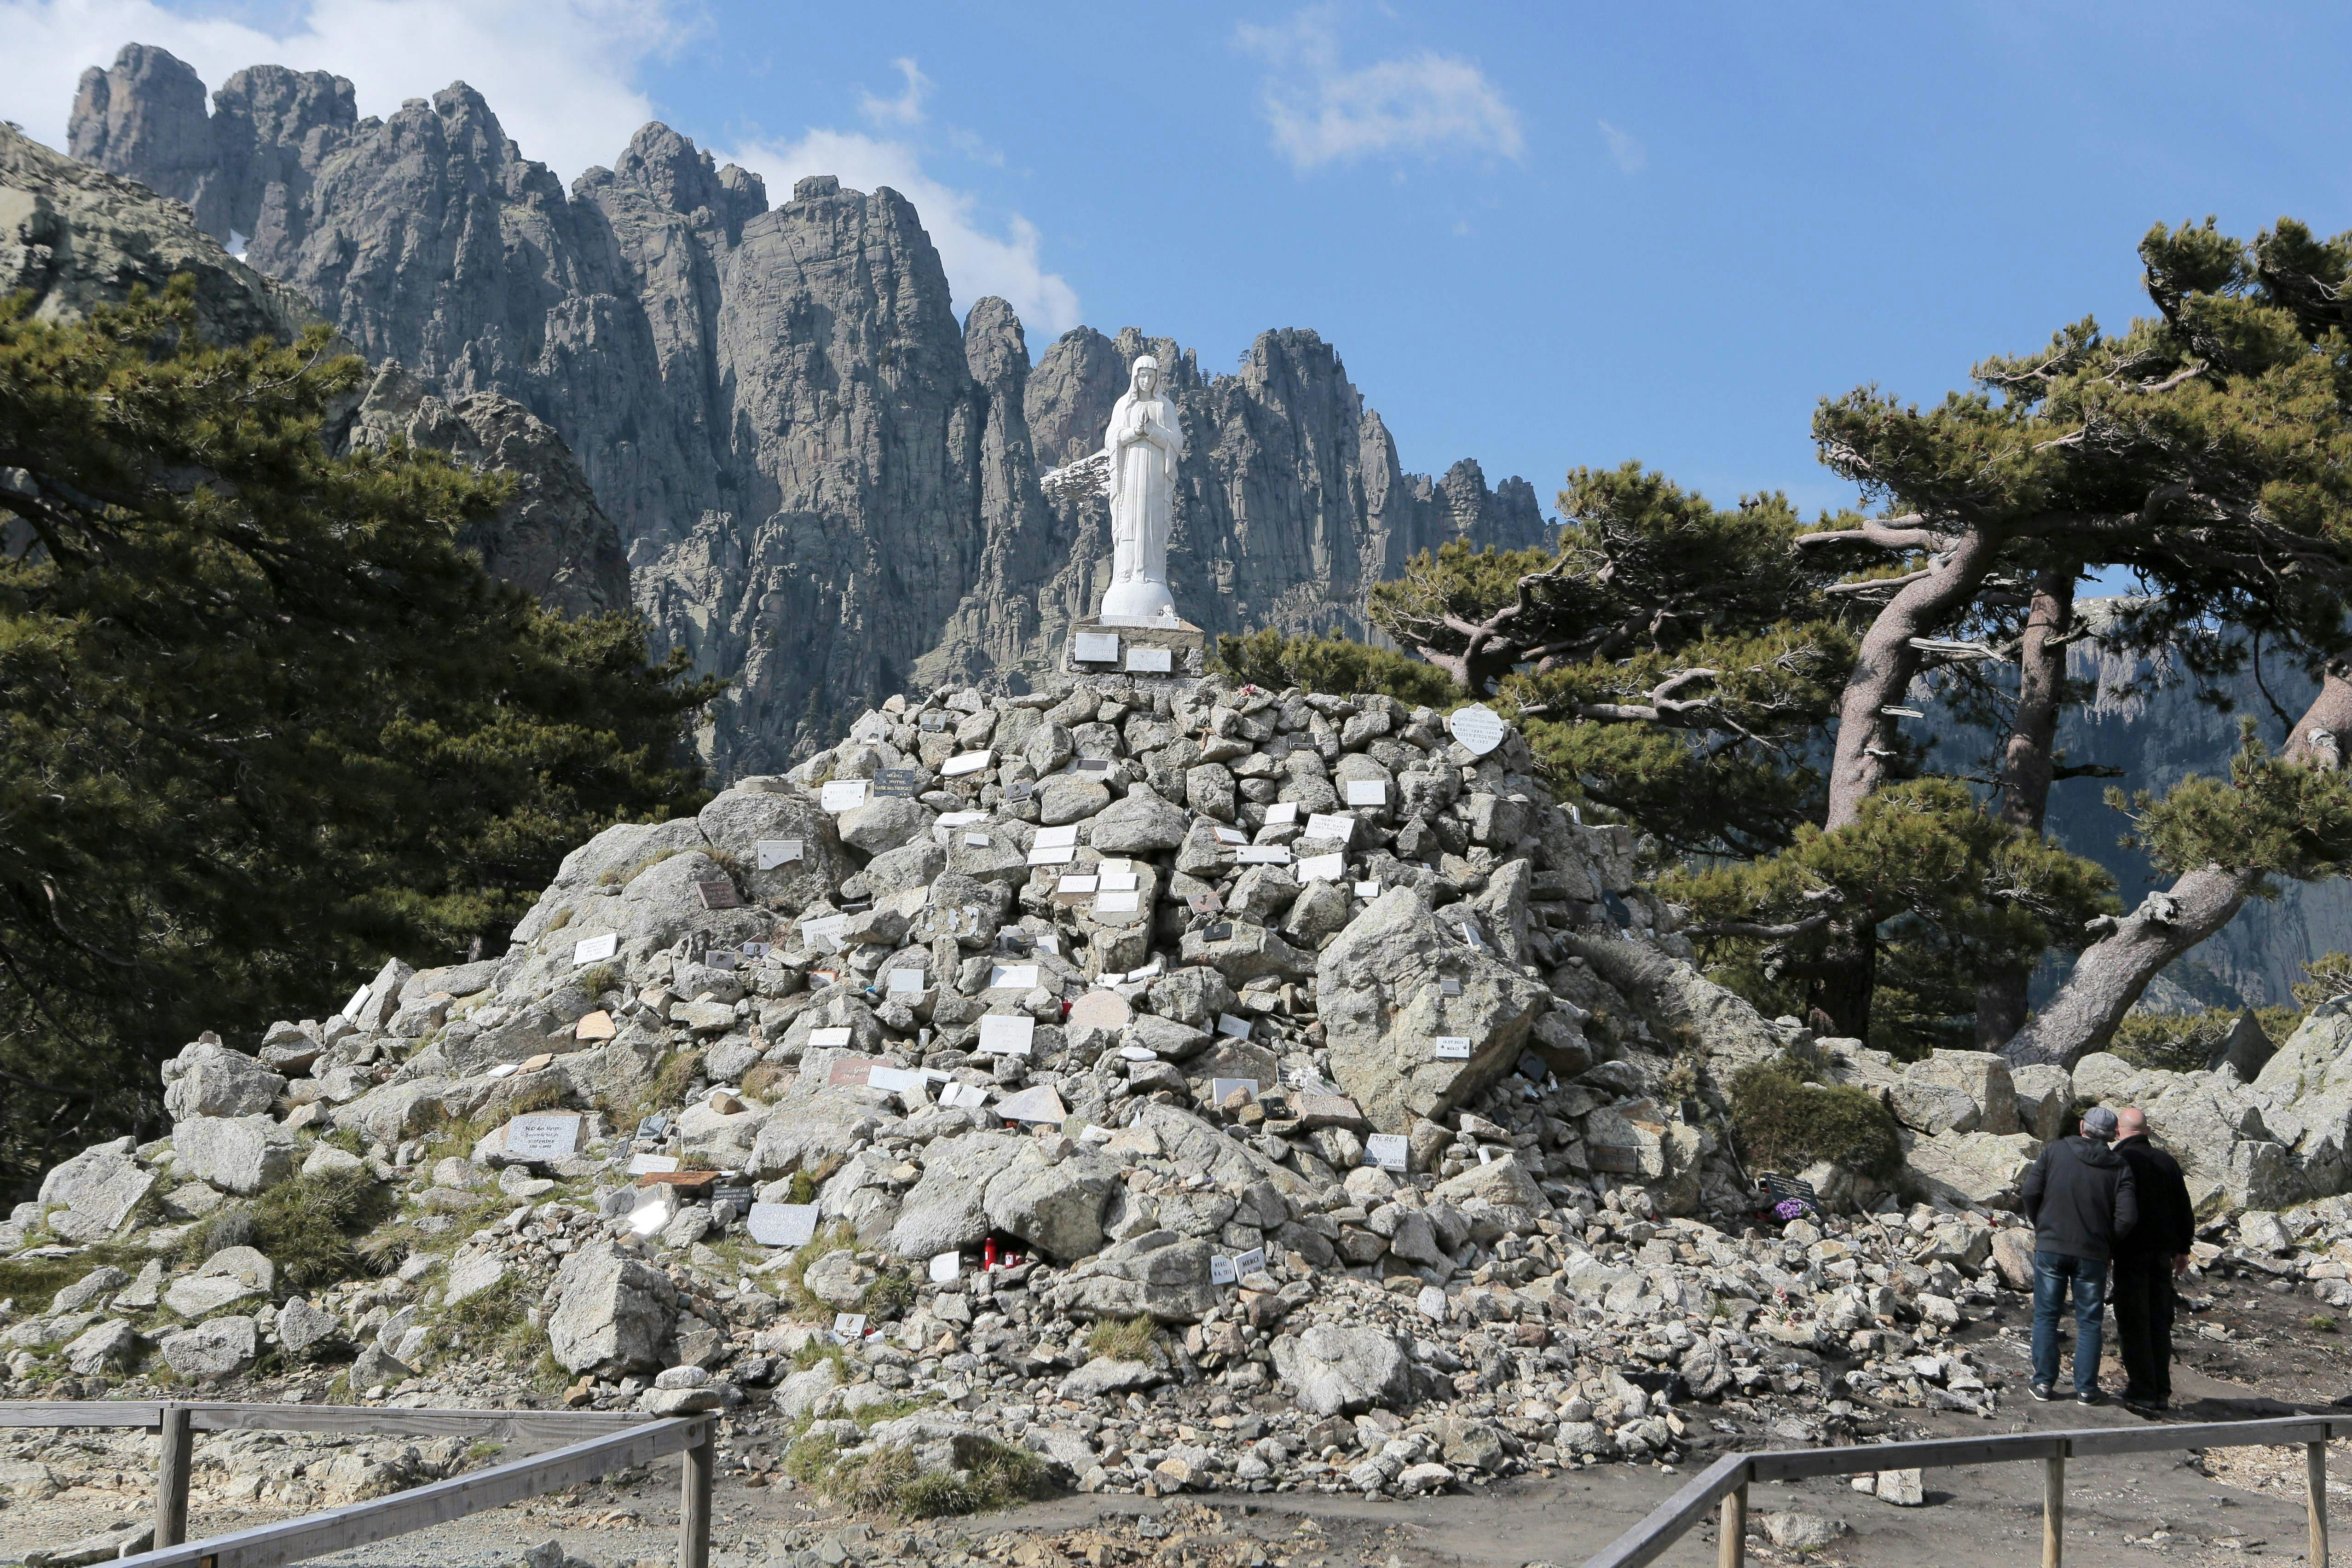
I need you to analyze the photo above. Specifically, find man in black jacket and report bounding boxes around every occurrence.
[2020,1105,2138,1404]
[2110,1106,2196,1411]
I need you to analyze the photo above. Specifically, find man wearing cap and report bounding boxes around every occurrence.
[2019,1105,2139,1404]
[2110,1106,2196,1411]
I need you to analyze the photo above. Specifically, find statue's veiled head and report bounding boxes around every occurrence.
[1129,355,1160,399]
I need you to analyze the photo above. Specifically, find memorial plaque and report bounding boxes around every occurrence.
[1213,825,1248,845]
[1210,1254,1238,1286]
[939,1081,991,1110]
[705,947,740,972]
[832,1313,868,1338]
[994,1083,1066,1123]
[1035,824,1079,848]
[1433,1036,1474,1061]
[694,878,742,910]
[799,914,849,952]
[1094,889,1141,914]
[1458,921,1487,951]
[627,1152,680,1176]
[819,778,871,813]
[1517,1052,1551,1082]
[1304,812,1355,845]
[938,809,988,829]
[1028,842,1076,866]
[930,1251,962,1283]
[1067,991,1132,1033]
[1205,920,1235,943]
[809,1025,855,1049]
[1233,1246,1266,1279]
[1216,1013,1255,1040]
[978,1015,1036,1056]
[873,767,919,798]
[1208,1077,1259,1106]
[1125,956,1163,982]
[988,963,1041,991]
[1263,802,1300,826]
[963,832,993,848]
[1007,779,1036,803]
[1188,891,1223,916]
[757,839,805,870]
[1586,1141,1642,1175]
[1344,780,1389,807]
[1125,646,1173,674]
[1448,704,1508,756]
[1074,758,1115,777]
[503,1111,582,1160]
[1056,874,1100,898]
[572,932,619,966]
[942,750,993,778]
[887,967,927,994]
[1099,868,1140,891]
[1440,978,1462,997]
[1235,845,1291,865]
[1298,852,1345,883]
[1354,880,1382,899]
[341,983,372,1020]
[1037,932,1062,956]
[1365,1133,1410,1172]
[628,1191,674,1236]
[868,1066,925,1094]
[920,712,949,731]
[1073,631,1121,664]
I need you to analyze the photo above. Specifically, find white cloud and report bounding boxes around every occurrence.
[726,127,1081,337]
[1236,6,1523,173]
[0,0,683,181]
[858,57,929,127]
[1597,119,1646,174]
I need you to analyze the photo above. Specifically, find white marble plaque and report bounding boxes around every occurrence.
[503,1112,581,1160]
[867,1066,924,1094]
[1035,824,1079,848]
[832,1313,868,1338]
[1433,1036,1474,1061]
[628,1192,674,1236]
[937,809,988,828]
[626,1152,680,1176]
[1365,1133,1410,1172]
[1344,780,1388,807]
[799,914,849,952]
[341,984,372,1020]
[1056,874,1100,896]
[963,832,993,847]
[1216,1013,1255,1039]
[988,963,1040,991]
[887,967,926,994]
[1125,646,1173,674]
[978,1015,1036,1056]
[1354,880,1382,899]
[1263,802,1300,826]
[943,750,993,778]
[1235,845,1291,865]
[994,1083,1066,1123]
[1209,1253,1238,1286]
[1099,868,1139,891]
[571,932,618,966]
[1093,889,1140,914]
[1448,704,1508,756]
[820,778,871,813]
[808,1025,854,1048]
[1073,631,1121,664]
[1298,852,1346,883]
[1233,1246,1266,1279]
[1304,812,1355,844]
[1027,842,1075,866]
[930,1250,962,1283]
[1213,825,1248,845]
[1208,1077,1259,1106]
[747,1202,820,1248]
[939,1081,992,1110]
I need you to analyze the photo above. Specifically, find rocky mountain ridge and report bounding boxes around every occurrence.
[65,44,1553,776]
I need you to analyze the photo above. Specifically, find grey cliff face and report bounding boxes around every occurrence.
[0,122,628,625]
[67,46,1555,776]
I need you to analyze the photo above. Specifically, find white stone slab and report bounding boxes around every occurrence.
[820,779,870,813]
[1208,1077,1259,1105]
[964,832,993,847]
[572,932,618,966]
[1263,802,1299,826]
[1093,889,1141,914]
[1354,880,1382,899]
[867,1066,925,1094]
[977,1015,1036,1056]
[942,750,993,778]
[747,1203,820,1248]
[1118,1045,1161,1062]
[1034,824,1080,848]
[939,1082,991,1110]
[1303,812,1355,844]
[1448,704,1507,756]
[1057,874,1100,896]
[1099,868,1139,891]
[1073,631,1121,664]
[342,984,372,1019]
[1125,646,1173,674]
[1298,852,1346,883]
[1213,825,1248,845]
[1216,1013,1255,1039]
[1210,1254,1238,1285]
[1365,1133,1410,1172]
[1433,1036,1474,1061]
[1235,845,1291,865]
[1233,1246,1266,1278]
[799,914,849,952]
[627,1153,680,1176]
[808,1026,854,1048]
[1344,780,1389,807]
[1027,842,1075,866]
[832,1313,867,1338]
[503,1112,581,1160]
[988,964,1041,991]
[756,838,804,870]
[930,1251,962,1283]
[886,968,926,994]
[994,1083,1065,1123]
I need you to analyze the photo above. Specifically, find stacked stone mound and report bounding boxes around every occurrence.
[0,677,2119,1499]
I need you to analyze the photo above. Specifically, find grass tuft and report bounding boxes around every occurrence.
[1084,1316,1158,1361]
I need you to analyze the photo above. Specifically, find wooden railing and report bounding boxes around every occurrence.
[1582,1412,2340,1568]
[0,1400,715,1568]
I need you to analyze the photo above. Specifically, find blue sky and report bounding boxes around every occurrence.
[10,2,2352,522]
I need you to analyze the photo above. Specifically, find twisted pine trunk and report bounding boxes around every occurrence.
[1976,568,2075,1047]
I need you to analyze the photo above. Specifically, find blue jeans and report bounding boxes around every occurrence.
[2032,1251,2109,1396]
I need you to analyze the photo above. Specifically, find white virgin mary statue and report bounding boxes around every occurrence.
[1098,354,1185,622]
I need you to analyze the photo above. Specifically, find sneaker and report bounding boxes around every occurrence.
[2076,1389,2106,1406]
[2031,1383,2056,1401]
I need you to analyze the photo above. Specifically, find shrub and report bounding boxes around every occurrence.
[1085,1316,1158,1361]
[1210,628,1459,707]
[1729,1055,1903,1181]
[242,1164,400,1290]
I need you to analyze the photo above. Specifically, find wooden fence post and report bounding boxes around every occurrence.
[2042,1449,2066,1568]
[154,1402,192,1550]
[1717,1480,1747,1568]
[2311,1439,2330,1568]
[679,1420,714,1568]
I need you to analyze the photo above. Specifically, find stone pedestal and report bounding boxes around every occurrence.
[1062,615,1207,679]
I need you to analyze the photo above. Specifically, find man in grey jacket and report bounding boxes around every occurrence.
[2020,1105,2139,1404]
